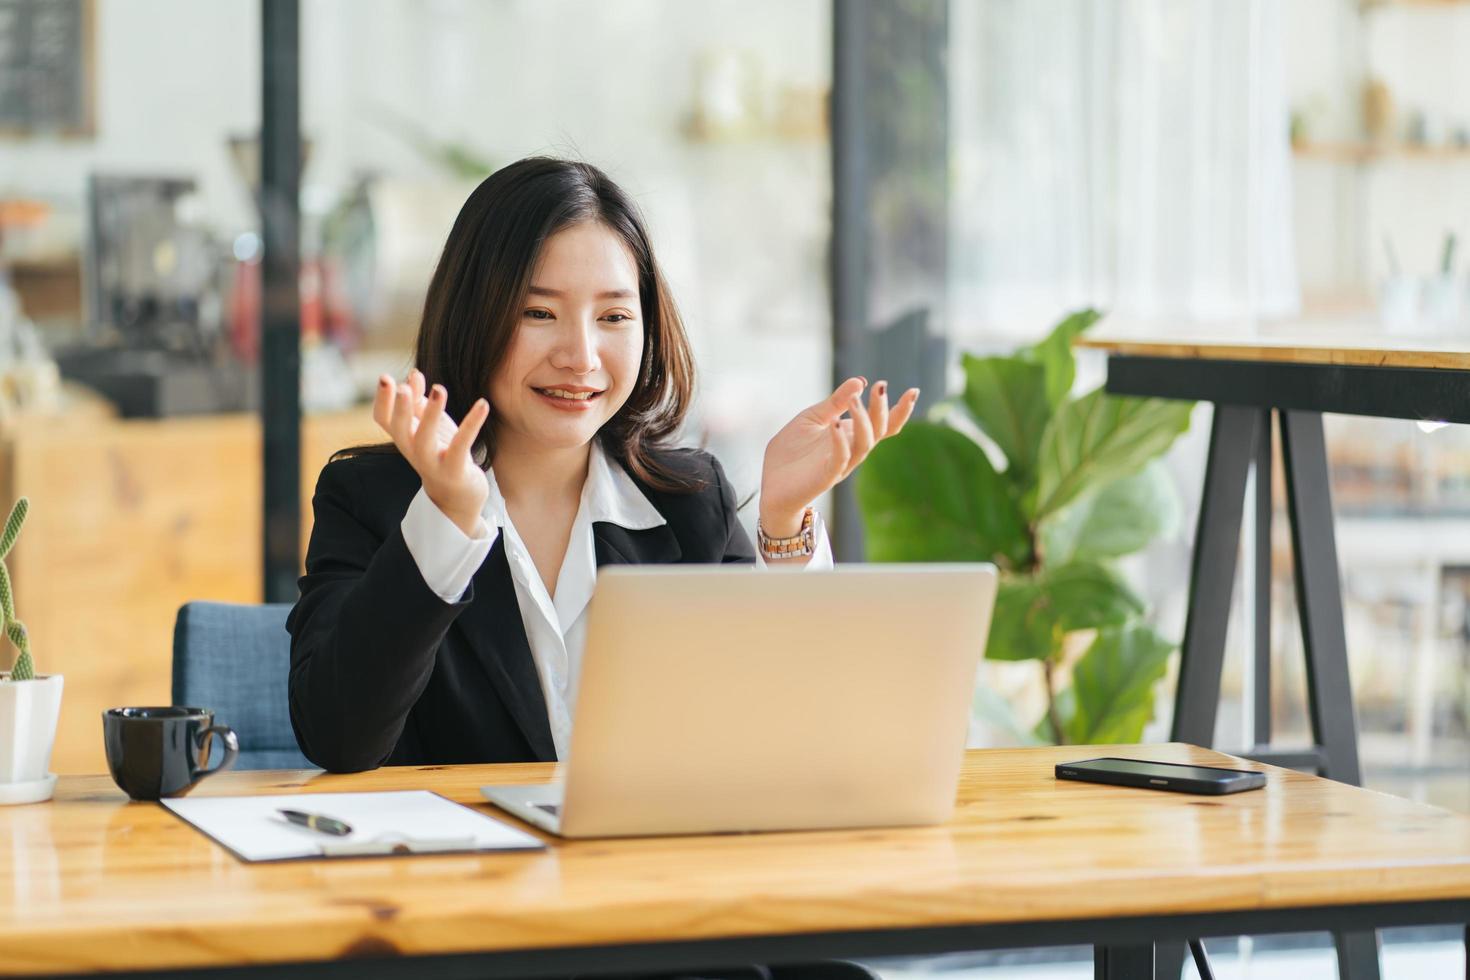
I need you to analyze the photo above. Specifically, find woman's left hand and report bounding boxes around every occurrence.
[759,378,919,536]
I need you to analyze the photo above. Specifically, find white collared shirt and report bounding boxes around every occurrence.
[400,443,832,758]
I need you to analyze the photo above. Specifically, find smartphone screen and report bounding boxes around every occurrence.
[1063,759,1252,783]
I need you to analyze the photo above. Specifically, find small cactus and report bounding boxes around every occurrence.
[0,497,33,681]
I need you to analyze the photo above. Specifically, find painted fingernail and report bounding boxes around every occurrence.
[378,377,389,388]
[875,381,887,395]
[432,384,445,398]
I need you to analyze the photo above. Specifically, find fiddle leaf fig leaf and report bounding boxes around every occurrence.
[1062,624,1175,745]
[1018,308,1101,407]
[961,355,1051,491]
[856,421,1030,569]
[1041,461,1181,565]
[986,562,1142,662]
[1033,391,1193,520]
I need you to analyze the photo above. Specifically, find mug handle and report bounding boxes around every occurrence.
[192,725,240,780]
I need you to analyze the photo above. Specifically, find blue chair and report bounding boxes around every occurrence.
[171,601,314,770]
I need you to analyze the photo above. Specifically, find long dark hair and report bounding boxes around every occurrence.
[339,157,699,491]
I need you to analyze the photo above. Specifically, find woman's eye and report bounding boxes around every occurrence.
[523,309,553,321]
[603,313,631,324]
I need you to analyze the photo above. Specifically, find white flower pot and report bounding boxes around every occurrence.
[0,673,63,789]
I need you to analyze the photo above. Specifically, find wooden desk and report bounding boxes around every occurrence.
[2,744,1467,979]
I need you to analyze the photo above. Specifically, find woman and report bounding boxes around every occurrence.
[287,157,917,774]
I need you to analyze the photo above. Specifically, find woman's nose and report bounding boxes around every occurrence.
[551,318,600,374]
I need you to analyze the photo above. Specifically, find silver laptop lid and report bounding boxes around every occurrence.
[557,563,997,838]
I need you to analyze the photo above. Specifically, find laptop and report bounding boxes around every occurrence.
[480,563,997,838]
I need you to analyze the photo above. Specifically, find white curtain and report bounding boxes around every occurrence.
[948,0,1300,335]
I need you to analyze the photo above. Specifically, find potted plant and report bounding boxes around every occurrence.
[0,497,63,804]
[856,311,1195,744]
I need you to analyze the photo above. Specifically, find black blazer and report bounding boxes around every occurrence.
[287,447,755,773]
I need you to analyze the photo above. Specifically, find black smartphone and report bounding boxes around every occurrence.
[1055,757,1266,795]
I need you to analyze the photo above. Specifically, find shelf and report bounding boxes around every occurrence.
[1292,141,1470,163]
[1362,0,1470,9]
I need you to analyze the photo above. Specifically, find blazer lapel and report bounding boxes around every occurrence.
[453,538,557,762]
[593,522,682,567]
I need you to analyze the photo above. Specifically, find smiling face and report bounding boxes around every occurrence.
[487,220,645,459]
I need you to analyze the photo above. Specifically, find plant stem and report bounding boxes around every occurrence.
[1042,657,1064,745]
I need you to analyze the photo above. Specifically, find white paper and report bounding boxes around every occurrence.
[162,790,544,862]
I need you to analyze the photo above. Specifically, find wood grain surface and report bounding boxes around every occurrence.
[2,744,1469,975]
[1076,325,1470,370]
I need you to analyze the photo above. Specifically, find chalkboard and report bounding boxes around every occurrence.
[0,0,94,137]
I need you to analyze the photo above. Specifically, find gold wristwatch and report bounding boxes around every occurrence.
[756,507,815,560]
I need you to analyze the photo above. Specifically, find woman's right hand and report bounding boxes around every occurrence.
[372,370,491,536]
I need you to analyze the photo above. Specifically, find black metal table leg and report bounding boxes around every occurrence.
[1155,403,1275,977]
[1153,942,1186,980]
[1169,408,1381,979]
[1152,939,1219,979]
[1334,929,1383,980]
[1280,411,1380,980]
[1254,408,1273,748]
[1171,405,1261,744]
[1096,943,1154,979]
[1279,410,1365,786]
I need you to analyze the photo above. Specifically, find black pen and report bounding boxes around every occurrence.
[278,808,353,836]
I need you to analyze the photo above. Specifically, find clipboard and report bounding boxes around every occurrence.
[161,790,546,862]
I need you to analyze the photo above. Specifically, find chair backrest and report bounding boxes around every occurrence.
[171,601,313,771]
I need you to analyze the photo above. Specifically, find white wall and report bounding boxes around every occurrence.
[1,0,260,233]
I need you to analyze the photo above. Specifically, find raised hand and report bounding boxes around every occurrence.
[759,378,919,536]
[372,369,491,536]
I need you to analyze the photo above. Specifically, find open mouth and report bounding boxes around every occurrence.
[534,387,604,402]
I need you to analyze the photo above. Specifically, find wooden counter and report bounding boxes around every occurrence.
[0,410,379,774]
[1,744,1467,977]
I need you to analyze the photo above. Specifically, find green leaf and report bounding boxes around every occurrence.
[961,355,1051,489]
[987,577,1054,662]
[1037,685,1076,744]
[1041,461,1181,565]
[1062,624,1175,745]
[1032,390,1193,520]
[856,421,1030,569]
[1048,562,1145,631]
[1019,308,1101,407]
[986,561,1142,662]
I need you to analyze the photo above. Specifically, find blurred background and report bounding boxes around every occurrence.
[0,4,1467,970]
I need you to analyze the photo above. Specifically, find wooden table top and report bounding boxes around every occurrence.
[1077,321,1470,370]
[3,744,1469,976]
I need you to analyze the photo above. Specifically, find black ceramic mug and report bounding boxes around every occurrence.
[102,707,239,801]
